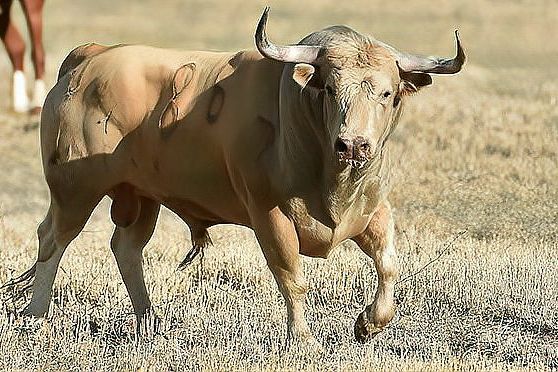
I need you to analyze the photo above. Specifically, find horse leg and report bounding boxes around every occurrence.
[20,0,45,110]
[0,0,29,112]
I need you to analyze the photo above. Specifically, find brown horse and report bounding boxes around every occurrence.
[0,0,45,113]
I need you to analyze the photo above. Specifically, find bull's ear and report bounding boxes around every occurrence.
[399,70,432,95]
[293,63,316,88]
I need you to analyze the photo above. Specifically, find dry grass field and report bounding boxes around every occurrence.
[0,0,557,370]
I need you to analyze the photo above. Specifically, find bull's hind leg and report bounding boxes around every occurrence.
[352,201,399,343]
[24,196,100,316]
[110,197,160,321]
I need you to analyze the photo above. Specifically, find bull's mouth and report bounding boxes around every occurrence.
[338,154,369,169]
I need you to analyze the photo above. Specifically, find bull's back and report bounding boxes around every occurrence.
[57,43,111,82]
[41,44,283,225]
[42,45,230,170]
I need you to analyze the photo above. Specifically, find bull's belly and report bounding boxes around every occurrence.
[135,169,252,227]
[160,195,251,227]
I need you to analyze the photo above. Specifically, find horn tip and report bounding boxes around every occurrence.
[259,7,270,31]
[454,30,465,64]
[256,6,272,57]
[454,30,463,49]
[257,6,270,26]
[454,30,463,48]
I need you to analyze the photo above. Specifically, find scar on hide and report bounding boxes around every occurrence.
[65,59,91,99]
[159,63,196,131]
[96,106,115,134]
[207,85,225,124]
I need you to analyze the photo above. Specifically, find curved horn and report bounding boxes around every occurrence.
[255,7,323,64]
[392,31,466,74]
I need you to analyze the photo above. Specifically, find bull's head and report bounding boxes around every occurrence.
[255,7,465,171]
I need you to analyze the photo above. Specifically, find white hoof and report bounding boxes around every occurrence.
[12,70,30,113]
[286,331,325,355]
[32,79,46,109]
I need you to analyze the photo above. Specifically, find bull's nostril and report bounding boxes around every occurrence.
[335,138,349,154]
[354,137,371,154]
[360,142,370,152]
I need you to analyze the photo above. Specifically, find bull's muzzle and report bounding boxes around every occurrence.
[334,136,372,169]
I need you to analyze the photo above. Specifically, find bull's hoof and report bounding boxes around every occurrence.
[21,305,47,319]
[286,336,324,356]
[286,330,324,355]
[12,313,50,335]
[137,308,162,338]
[354,310,383,344]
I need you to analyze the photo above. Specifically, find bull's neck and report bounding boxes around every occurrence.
[277,122,326,187]
[275,84,328,194]
[273,83,386,223]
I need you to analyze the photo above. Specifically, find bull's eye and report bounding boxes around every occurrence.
[325,85,335,96]
[383,91,392,99]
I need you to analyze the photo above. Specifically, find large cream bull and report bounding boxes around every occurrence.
[7,8,464,346]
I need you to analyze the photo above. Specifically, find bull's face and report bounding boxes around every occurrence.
[255,7,464,170]
[312,53,404,169]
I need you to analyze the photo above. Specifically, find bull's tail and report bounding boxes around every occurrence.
[0,263,37,307]
[177,229,213,270]
[0,263,36,290]
[57,43,110,82]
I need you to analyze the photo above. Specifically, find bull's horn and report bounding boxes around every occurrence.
[255,7,323,64]
[393,31,466,74]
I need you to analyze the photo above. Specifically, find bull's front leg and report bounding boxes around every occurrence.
[251,206,319,349]
[352,201,399,343]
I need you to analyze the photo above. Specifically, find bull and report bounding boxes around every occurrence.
[7,8,464,346]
